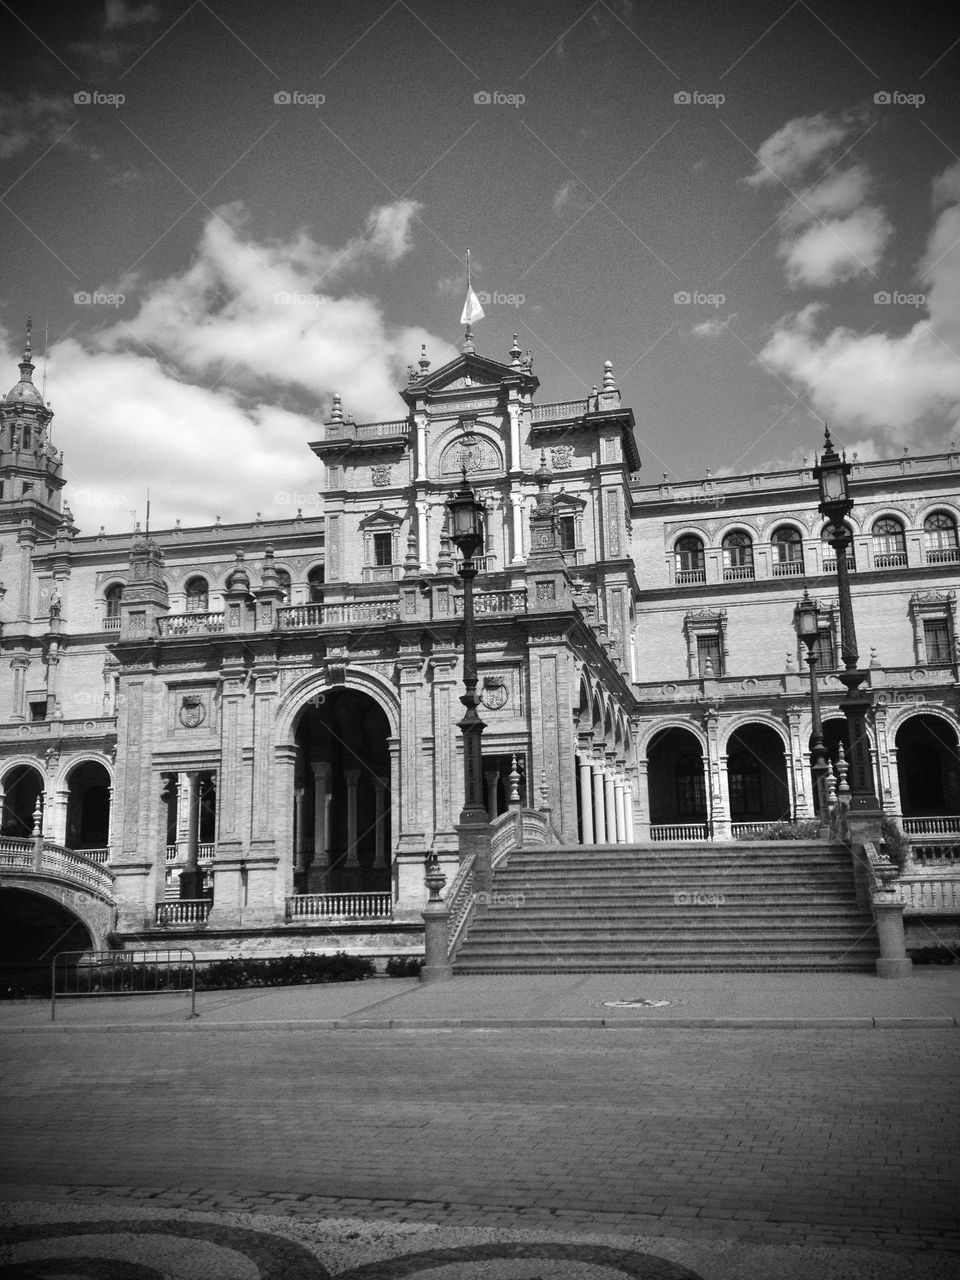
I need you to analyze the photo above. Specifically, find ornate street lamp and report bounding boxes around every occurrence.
[813,426,881,814]
[446,468,488,825]
[793,591,829,818]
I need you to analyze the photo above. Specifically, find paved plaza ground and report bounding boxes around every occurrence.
[2,972,959,1278]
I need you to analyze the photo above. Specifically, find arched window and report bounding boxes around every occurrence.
[924,512,959,563]
[675,754,706,818]
[872,517,906,568]
[772,526,804,577]
[674,535,705,583]
[185,576,209,612]
[308,565,325,603]
[276,569,291,603]
[104,583,123,618]
[821,524,855,572]
[722,531,754,580]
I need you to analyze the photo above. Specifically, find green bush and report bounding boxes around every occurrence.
[196,951,375,989]
[384,954,425,978]
[879,815,911,872]
[909,945,957,965]
[738,819,822,841]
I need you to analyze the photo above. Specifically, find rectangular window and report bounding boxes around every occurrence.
[373,532,393,566]
[813,631,835,669]
[697,635,723,677]
[559,515,577,551]
[29,700,47,722]
[924,619,951,663]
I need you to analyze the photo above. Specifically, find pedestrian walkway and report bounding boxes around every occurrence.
[3,967,959,1030]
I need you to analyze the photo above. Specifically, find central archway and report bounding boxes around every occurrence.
[292,688,392,894]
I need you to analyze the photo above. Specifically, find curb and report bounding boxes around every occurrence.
[3,1014,958,1032]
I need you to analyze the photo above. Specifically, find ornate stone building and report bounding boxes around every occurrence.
[0,322,958,968]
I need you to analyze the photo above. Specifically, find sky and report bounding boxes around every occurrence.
[1,0,958,532]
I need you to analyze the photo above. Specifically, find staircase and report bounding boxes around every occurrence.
[453,841,879,972]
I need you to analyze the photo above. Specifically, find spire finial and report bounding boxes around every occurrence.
[602,358,615,391]
[418,343,430,375]
[461,324,475,355]
[330,393,343,423]
[509,333,521,366]
[24,316,32,363]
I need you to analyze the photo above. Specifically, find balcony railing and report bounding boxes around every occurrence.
[823,556,855,573]
[453,589,527,616]
[278,599,400,629]
[650,823,710,842]
[911,843,960,866]
[675,568,706,585]
[531,398,590,422]
[772,560,804,577]
[285,892,392,920]
[901,815,960,836]
[896,878,960,913]
[723,565,755,581]
[155,899,211,926]
[165,843,215,863]
[158,611,225,636]
[926,547,960,564]
[874,551,908,569]
[361,565,403,583]
[102,616,121,631]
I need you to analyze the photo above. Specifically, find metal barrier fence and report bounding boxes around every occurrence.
[51,948,198,1022]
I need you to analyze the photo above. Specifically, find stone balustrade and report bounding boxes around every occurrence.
[285,892,392,920]
[896,877,960,913]
[158,611,225,636]
[155,899,211,926]
[0,839,115,898]
[650,823,710,841]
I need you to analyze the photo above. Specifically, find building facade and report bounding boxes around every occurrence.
[1,325,958,963]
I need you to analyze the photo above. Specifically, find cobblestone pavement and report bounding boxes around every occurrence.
[2,1027,959,1278]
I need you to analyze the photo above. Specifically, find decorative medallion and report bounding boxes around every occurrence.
[372,464,392,487]
[480,675,509,711]
[178,693,206,728]
[552,444,574,470]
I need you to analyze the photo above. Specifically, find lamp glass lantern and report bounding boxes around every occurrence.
[446,474,485,562]
[793,592,819,643]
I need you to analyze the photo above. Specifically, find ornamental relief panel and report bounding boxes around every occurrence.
[167,683,217,734]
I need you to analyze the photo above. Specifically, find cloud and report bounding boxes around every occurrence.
[69,0,162,67]
[4,201,459,531]
[778,207,892,287]
[692,314,737,338]
[0,93,77,161]
[104,0,159,30]
[744,112,855,189]
[748,112,890,288]
[758,162,960,447]
[552,179,591,218]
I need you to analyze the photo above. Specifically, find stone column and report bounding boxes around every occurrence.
[510,491,525,564]
[54,787,69,847]
[416,500,429,568]
[604,761,618,843]
[415,412,428,482]
[374,777,389,864]
[614,773,627,844]
[179,770,203,898]
[786,705,812,819]
[592,757,607,843]
[344,767,361,864]
[874,893,913,978]
[578,755,595,844]
[293,785,307,880]
[624,771,636,842]
[484,768,500,822]
[508,401,521,471]
[311,762,330,873]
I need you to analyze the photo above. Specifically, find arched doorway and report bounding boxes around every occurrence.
[65,761,111,853]
[726,724,790,825]
[896,715,960,817]
[1,765,44,838]
[0,887,92,997]
[293,688,392,894]
[647,727,707,832]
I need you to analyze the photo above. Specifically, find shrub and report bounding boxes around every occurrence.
[385,955,425,978]
[879,815,911,872]
[738,819,822,841]
[909,945,957,966]
[196,951,375,990]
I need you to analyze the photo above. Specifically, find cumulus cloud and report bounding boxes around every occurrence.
[692,314,737,338]
[4,201,458,531]
[747,111,891,289]
[758,161,960,447]
[552,179,592,218]
[744,112,856,189]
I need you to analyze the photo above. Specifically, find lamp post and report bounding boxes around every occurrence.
[446,469,488,825]
[813,427,881,816]
[793,591,829,819]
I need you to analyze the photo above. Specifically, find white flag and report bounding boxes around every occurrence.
[460,287,484,326]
